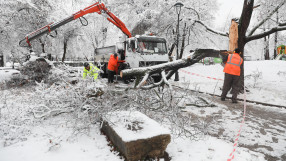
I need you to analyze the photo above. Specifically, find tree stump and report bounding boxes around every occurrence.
[101,111,171,161]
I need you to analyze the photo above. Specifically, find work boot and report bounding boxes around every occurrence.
[232,99,238,103]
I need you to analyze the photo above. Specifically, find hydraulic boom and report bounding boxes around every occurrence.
[19,2,132,47]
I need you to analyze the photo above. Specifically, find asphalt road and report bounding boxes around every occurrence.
[204,95,286,161]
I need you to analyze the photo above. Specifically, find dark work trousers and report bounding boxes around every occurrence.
[108,70,116,83]
[221,73,241,100]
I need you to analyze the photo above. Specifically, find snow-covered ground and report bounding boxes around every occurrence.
[0,68,20,83]
[1,60,286,161]
[177,60,286,106]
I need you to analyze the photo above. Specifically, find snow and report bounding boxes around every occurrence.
[244,60,286,106]
[0,124,122,161]
[105,111,170,142]
[1,59,286,161]
[177,60,286,106]
[215,0,243,28]
[167,137,265,161]
[0,68,20,83]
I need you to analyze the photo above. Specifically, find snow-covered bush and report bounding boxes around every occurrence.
[4,72,28,88]
[277,71,286,78]
[245,69,262,88]
[20,57,52,83]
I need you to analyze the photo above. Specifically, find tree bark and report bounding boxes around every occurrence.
[39,39,45,53]
[168,42,176,61]
[179,23,187,59]
[62,39,68,62]
[274,11,279,59]
[264,34,270,60]
[237,0,254,92]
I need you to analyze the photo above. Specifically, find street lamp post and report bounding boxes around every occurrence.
[174,2,183,81]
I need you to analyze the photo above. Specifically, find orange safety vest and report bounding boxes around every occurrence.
[223,53,243,76]
[107,54,118,71]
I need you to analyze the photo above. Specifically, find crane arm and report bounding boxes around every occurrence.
[19,2,132,47]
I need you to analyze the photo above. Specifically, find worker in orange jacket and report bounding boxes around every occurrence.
[221,48,243,103]
[107,53,125,83]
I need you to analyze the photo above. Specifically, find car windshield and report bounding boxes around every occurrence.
[138,41,167,53]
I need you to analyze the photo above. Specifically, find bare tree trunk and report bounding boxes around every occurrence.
[168,42,176,61]
[39,39,45,53]
[62,39,68,62]
[179,23,187,59]
[237,0,254,92]
[264,34,270,60]
[274,11,279,59]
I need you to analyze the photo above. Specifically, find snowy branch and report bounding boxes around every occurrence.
[246,26,286,42]
[121,49,224,89]
[193,20,228,37]
[247,0,286,36]
[185,7,200,20]
[136,72,150,88]
[278,21,286,26]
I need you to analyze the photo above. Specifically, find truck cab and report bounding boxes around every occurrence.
[94,35,169,75]
[126,35,168,68]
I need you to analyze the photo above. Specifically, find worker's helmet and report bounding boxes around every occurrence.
[84,62,90,67]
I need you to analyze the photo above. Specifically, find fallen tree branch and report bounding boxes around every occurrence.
[121,49,226,89]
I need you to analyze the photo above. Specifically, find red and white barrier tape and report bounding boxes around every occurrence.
[227,86,247,161]
[179,69,223,81]
[179,68,247,160]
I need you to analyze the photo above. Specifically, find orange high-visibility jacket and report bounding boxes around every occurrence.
[223,53,243,76]
[108,54,119,71]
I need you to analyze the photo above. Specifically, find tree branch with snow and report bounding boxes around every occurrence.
[246,26,286,42]
[120,49,224,89]
[192,20,228,37]
[247,0,286,36]
[278,21,286,26]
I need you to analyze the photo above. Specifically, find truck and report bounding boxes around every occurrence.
[19,2,168,77]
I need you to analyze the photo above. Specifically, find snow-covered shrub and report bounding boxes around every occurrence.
[245,69,262,88]
[20,57,52,83]
[4,72,28,88]
[277,71,286,78]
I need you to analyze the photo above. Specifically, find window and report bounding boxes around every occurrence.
[138,41,167,53]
